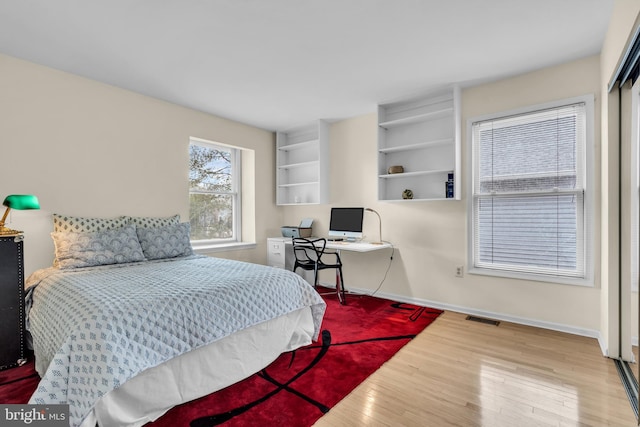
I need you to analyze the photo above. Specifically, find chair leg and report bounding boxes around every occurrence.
[337,266,346,305]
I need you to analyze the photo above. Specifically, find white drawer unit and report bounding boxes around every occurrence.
[267,237,288,269]
[267,237,314,284]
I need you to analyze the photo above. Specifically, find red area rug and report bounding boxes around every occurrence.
[0,290,442,427]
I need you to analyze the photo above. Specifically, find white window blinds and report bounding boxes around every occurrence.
[471,102,587,279]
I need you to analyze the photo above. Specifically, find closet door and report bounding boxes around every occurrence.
[631,80,640,381]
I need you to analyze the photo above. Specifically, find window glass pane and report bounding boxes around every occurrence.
[189,144,232,193]
[475,105,583,194]
[476,194,581,276]
[478,118,577,192]
[189,193,233,240]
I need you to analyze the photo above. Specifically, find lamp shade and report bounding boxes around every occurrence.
[0,194,40,235]
[3,194,40,210]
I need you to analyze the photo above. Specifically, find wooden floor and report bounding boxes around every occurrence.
[313,311,637,427]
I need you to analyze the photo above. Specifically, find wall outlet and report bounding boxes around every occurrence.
[455,266,464,277]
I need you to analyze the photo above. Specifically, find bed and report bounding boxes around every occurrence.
[24,214,326,427]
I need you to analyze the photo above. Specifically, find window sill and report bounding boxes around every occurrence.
[468,266,594,287]
[192,241,257,254]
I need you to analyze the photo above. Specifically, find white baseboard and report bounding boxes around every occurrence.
[322,282,607,355]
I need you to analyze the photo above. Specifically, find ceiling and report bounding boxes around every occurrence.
[0,0,613,131]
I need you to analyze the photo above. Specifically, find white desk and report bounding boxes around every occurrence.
[267,237,392,270]
[323,240,392,252]
[267,237,391,269]
[266,237,392,305]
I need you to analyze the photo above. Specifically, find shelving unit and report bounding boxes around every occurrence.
[377,86,461,201]
[276,120,329,205]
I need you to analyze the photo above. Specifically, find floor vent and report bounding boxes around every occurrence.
[465,315,500,326]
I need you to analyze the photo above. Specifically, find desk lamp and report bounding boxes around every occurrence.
[365,208,383,245]
[0,195,40,235]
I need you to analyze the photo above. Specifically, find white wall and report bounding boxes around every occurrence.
[0,53,281,276]
[282,55,603,337]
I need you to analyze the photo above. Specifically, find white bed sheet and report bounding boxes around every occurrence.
[79,307,315,427]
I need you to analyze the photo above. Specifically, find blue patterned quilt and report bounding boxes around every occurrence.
[25,255,325,427]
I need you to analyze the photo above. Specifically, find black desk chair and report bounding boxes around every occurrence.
[292,237,346,304]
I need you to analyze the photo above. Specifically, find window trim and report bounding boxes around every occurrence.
[466,95,595,286]
[189,137,242,246]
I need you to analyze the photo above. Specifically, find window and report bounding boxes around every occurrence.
[469,96,593,284]
[189,138,241,243]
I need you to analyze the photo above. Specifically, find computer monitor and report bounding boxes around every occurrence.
[328,207,364,241]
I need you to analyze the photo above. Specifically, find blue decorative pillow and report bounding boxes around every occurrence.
[125,215,180,229]
[53,214,127,233]
[136,222,193,260]
[52,224,146,269]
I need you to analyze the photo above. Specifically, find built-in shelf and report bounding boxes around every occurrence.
[378,138,454,154]
[277,160,319,170]
[277,139,319,152]
[379,169,454,179]
[278,181,319,188]
[378,107,454,129]
[377,86,461,201]
[276,120,329,205]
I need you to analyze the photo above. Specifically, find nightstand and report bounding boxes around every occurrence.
[0,234,26,370]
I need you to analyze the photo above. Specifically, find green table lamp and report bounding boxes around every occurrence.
[0,194,40,235]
